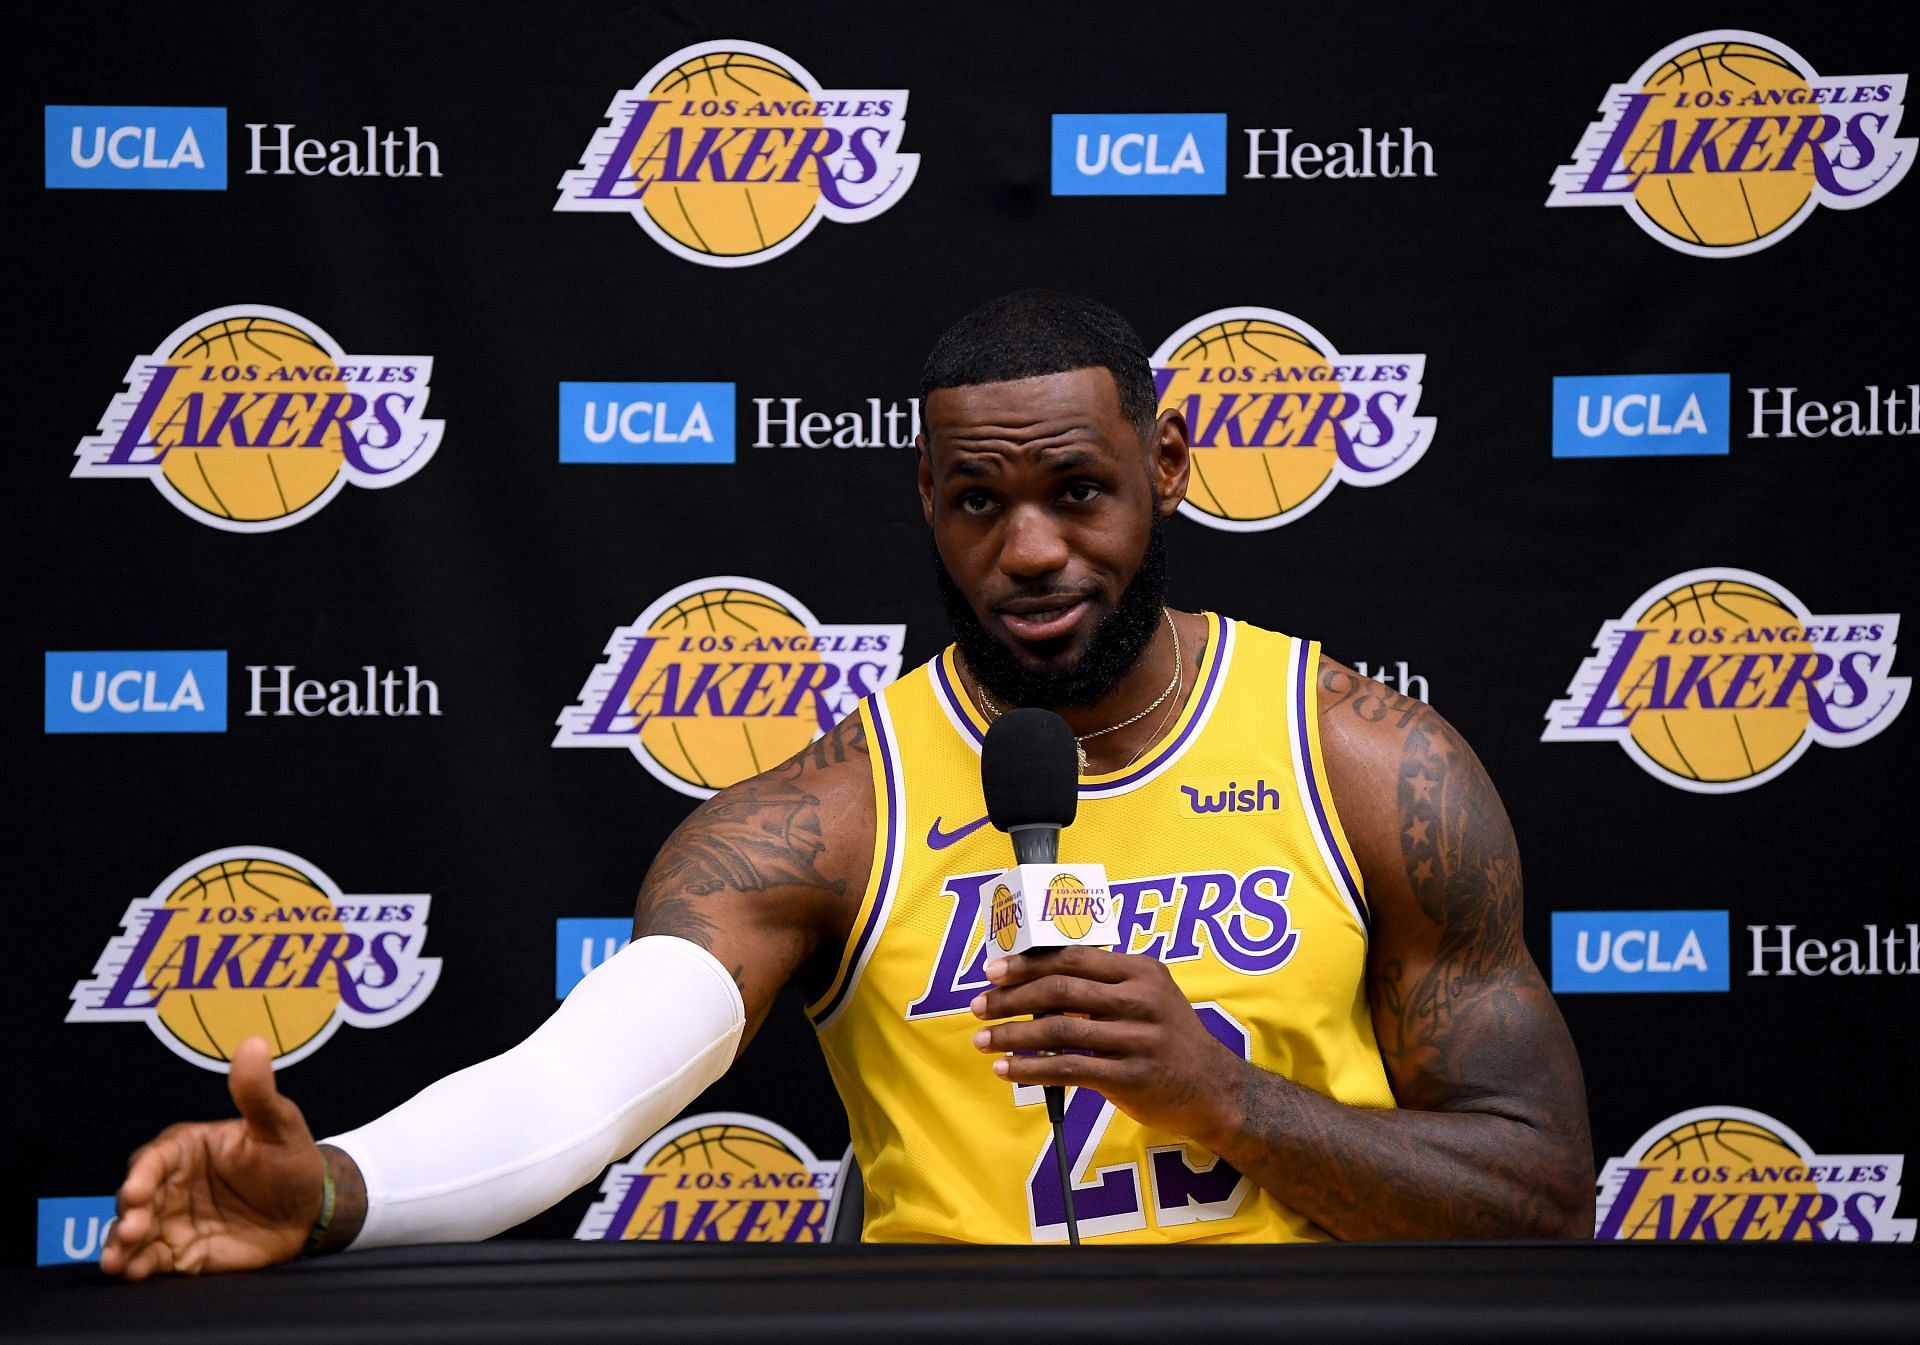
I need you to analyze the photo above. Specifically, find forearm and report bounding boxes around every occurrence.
[318,935,744,1250]
[1200,1063,1594,1241]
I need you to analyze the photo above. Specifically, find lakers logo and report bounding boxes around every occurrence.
[1544,569,1907,792]
[73,306,441,532]
[990,882,1022,952]
[553,576,905,798]
[1042,874,1100,940]
[1597,1107,1912,1241]
[576,1113,840,1243]
[67,847,439,1072]
[555,41,918,267]
[1152,307,1433,532]
[1548,31,1914,257]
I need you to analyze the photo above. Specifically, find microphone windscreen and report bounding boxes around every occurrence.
[981,707,1079,832]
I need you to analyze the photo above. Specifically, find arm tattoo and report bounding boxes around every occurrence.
[633,715,867,957]
[1203,665,1592,1239]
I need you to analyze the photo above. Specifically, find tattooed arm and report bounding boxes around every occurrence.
[634,711,875,1053]
[1188,659,1593,1238]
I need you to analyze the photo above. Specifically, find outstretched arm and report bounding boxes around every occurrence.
[105,713,872,1276]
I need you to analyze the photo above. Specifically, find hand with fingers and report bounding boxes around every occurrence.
[102,1036,332,1280]
[969,946,1250,1145]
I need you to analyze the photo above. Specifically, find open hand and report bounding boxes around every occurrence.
[102,1037,325,1280]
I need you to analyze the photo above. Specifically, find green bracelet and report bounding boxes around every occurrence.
[305,1163,337,1254]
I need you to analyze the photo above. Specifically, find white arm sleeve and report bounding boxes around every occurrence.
[320,934,744,1250]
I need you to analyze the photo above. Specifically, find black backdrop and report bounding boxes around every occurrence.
[17,1,1917,1256]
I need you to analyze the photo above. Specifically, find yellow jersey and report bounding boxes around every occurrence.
[807,614,1396,1243]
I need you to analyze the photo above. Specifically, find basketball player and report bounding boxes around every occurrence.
[103,292,1592,1274]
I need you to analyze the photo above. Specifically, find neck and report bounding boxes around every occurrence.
[962,610,1206,774]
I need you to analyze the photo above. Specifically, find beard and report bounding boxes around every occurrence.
[935,512,1171,710]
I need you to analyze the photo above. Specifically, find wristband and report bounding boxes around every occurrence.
[304,1161,337,1254]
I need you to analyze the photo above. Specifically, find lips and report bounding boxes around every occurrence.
[997,597,1090,642]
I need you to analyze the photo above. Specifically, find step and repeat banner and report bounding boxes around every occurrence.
[20,2,1916,1263]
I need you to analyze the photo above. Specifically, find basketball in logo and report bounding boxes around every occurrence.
[75,305,442,532]
[145,856,346,1066]
[1151,306,1433,532]
[1046,874,1094,939]
[1617,1115,1817,1240]
[991,882,1021,952]
[1633,41,1815,251]
[553,575,907,799]
[68,846,440,1072]
[157,314,347,526]
[629,584,824,793]
[635,49,823,260]
[1621,577,1812,786]
[1543,568,1908,793]
[1547,30,1915,258]
[1160,315,1341,527]
[576,1112,840,1243]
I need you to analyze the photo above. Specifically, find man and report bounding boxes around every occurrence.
[104,292,1591,1274]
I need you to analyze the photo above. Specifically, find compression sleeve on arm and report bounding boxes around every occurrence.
[319,934,744,1250]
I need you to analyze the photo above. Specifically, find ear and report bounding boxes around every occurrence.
[1149,406,1190,518]
[916,435,936,526]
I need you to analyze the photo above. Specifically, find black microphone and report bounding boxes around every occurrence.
[980,707,1085,1244]
[981,707,1078,863]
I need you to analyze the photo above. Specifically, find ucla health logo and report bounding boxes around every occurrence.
[45,106,226,190]
[45,651,226,733]
[577,1112,839,1243]
[75,307,440,532]
[69,847,439,1072]
[555,577,905,798]
[1551,911,1729,992]
[1548,32,1912,257]
[556,41,917,267]
[560,382,735,464]
[1552,374,1730,457]
[1545,569,1907,792]
[1051,114,1227,195]
[1153,308,1433,531]
[37,1197,118,1266]
[1597,1107,1911,1240]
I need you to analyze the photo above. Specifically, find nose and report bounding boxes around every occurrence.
[999,502,1070,581]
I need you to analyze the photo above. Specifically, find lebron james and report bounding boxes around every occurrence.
[104,292,1593,1272]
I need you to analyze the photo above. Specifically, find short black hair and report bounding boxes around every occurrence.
[918,290,1158,439]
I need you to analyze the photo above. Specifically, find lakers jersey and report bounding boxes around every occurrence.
[807,615,1396,1243]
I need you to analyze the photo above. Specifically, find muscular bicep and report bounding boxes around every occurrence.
[632,713,873,1053]
[1319,661,1591,1151]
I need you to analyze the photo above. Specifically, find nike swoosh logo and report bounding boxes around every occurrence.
[926,814,991,850]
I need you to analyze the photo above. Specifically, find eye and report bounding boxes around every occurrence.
[1060,480,1102,505]
[957,489,997,515]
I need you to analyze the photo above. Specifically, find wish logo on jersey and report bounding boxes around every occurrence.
[1544,570,1906,793]
[555,41,917,268]
[1547,32,1912,258]
[576,1112,839,1243]
[1597,1107,1912,1240]
[554,577,905,799]
[75,306,440,532]
[68,847,439,1072]
[1152,308,1433,532]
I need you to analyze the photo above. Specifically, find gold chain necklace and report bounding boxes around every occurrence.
[975,610,1181,773]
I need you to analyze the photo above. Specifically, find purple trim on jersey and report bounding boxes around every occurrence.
[1293,640,1367,926]
[929,618,1232,797]
[1080,618,1231,798]
[809,694,901,1026]
[932,652,985,746]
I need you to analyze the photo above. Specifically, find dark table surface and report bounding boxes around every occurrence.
[8,1240,1917,1344]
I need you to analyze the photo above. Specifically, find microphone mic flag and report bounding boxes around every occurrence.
[981,707,1078,864]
